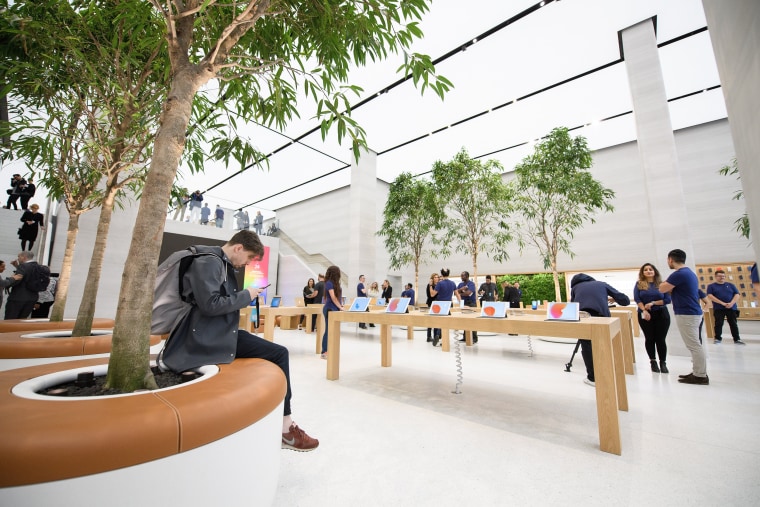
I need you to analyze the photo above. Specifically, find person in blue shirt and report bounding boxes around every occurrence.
[456,271,478,344]
[321,265,343,359]
[659,249,708,385]
[570,273,630,386]
[400,283,415,306]
[707,269,744,344]
[430,268,460,347]
[633,263,672,373]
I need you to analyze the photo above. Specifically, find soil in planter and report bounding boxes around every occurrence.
[37,367,194,397]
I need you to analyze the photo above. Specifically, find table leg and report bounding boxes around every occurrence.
[407,325,414,340]
[326,313,340,380]
[617,316,634,375]
[590,325,622,455]
[315,312,324,355]
[264,313,275,342]
[612,328,628,411]
[441,328,450,352]
[464,329,472,346]
[381,324,392,367]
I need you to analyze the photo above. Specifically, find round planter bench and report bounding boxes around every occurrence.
[0,357,287,506]
[0,331,164,359]
[0,318,115,334]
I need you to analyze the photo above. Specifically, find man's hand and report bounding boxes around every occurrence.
[247,286,264,299]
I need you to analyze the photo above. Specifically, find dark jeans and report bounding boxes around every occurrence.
[463,300,477,340]
[5,299,36,320]
[713,307,741,341]
[235,330,292,416]
[321,306,334,354]
[579,308,602,381]
[638,309,670,361]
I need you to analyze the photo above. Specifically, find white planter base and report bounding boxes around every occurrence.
[0,399,284,506]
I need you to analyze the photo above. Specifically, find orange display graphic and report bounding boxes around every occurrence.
[388,299,399,312]
[432,304,441,314]
[484,305,496,316]
[549,303,566,319]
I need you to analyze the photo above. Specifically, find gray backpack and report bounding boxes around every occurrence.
[150,246,221,335]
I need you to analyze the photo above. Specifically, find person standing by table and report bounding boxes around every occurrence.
[401,283,415,306]
[707,269,745,345]
[381,279,392,300]
[430,268,460,347]
[478,275,498,303]
[659,249,709,385]
[300,277,317,330]
[311,273,325,332]
[455,271,478,343]
[356,274,368,329]
[570,273,631,387]
[633,263,671,373]
[425,273,439,342]
[321,266,343,359]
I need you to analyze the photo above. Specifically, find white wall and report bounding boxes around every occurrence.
[273,119,749,300]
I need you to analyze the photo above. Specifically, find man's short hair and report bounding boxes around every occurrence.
[714,269,725,276]
[485,275,491,280]
[668,249,687,264]
[359,274,364,279]
[461,271,469,277]
[18,251,34,260]
[227,230,264,258]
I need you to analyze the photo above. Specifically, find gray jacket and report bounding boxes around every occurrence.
[161,246,252,372]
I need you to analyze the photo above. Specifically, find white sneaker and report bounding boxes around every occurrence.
[583,378,595,387]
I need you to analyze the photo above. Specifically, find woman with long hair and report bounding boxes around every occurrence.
[634,263,672,373]
[425,272,439,342]
[300,277,317,329]
[321,266,343,359]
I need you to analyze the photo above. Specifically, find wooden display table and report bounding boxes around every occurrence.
[326,310,626,455]
[240,305,325,354]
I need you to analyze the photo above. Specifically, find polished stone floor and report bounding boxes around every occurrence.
[271,318,760,506]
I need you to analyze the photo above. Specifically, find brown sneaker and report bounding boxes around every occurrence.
[678,374,709,385]
[282,423,319,452]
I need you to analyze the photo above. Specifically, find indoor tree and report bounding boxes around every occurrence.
[378,172,443,303]
[101,0,451,391]
[431,148,513,303]
[719,157,750,241]
[510,127,615,301]
[0,1,167,334]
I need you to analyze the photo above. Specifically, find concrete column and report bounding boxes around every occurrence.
[702,0,760,267]
[347,149,377,292]
[620,19,695,266]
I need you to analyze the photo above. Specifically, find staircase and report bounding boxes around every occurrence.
[274,228,348,286]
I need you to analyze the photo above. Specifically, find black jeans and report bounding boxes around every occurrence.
[713,307,741,341]
[235,330,292,416]
[579,308,602,381]
[638,309,670,361]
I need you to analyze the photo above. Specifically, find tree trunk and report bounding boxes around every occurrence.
[48,212,81,321]
[71,189,116,336]
[551,260,562,302]
[106,67,207,391]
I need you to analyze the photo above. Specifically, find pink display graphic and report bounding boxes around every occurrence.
[243,246,270,302]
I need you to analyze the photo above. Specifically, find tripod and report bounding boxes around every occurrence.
[564,340,582,372]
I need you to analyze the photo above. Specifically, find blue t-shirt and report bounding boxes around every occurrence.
[356,282,365,298]
[401,288,415,306]
[665,267,702,315]
[434,278,457,302]
[457,280,476,304]
[633,283,671,313]
[324,281,342,311]
[707,282,739,310]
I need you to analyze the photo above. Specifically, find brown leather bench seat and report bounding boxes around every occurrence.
[0,318,115,333]
[0,357,286,487]
[0,332,164,359]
